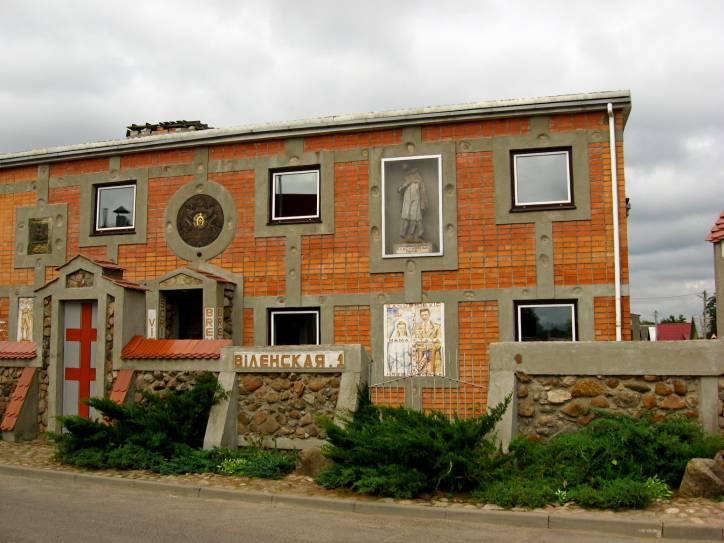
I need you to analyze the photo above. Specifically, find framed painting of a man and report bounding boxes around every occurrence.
[383,302,445,377]
[381,155,443,258]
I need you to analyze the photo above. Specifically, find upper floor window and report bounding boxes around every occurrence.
[270,168,320,223]
[94,183,136,233]
[512,149,573,210]
[516,302,576,342]
[269,308,320,346]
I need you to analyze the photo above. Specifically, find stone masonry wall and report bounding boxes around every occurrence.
[104,295,115,396]
[517,373,699,440]
[238,373,340,442]
[39,296,51,432]
[0,368,23,423]
[134,370,210,400]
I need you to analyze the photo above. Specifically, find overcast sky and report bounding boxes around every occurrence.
[1,1,721,326]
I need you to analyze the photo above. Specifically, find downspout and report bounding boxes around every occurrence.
[607,103,622,341]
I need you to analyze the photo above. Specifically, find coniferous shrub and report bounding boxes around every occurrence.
[316,387,511,498]
[52,373,297,477]
[53,371,223,468]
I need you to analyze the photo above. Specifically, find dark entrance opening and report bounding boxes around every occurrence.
[162,289,203,339]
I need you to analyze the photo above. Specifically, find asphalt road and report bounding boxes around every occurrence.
[0,471,704,543]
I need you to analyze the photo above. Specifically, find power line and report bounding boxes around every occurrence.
[630,292,701,301]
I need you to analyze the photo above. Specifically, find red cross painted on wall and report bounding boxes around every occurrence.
[64,302,97,417]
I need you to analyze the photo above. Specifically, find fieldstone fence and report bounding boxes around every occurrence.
[488,340,724,449]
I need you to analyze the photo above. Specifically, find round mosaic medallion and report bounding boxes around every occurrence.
[176,194,224,247]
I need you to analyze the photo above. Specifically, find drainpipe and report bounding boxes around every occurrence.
[607,103,622,341]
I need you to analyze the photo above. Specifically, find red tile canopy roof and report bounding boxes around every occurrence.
[0,341,37,359]
[656,322,693,341]
[1,367,36,432]
[122,336,231,360]
[706,211,724,243]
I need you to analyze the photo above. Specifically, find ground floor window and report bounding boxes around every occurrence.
[516,302,576,341]
[161,289,203,339]
[269,309,320,346]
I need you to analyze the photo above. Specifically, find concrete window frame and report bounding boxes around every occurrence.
[381,154,444,259]
[269,166,321,223]
[269,308,320,346]
[515,301,577,342]
[511,148,573,210]
[492,129,591,226]
[93,182,137,234]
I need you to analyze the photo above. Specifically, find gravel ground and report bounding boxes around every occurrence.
[2,439,723,527]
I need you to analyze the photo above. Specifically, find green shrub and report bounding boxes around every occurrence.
[497,412,724,490]
[217,447,297,479]
[567,478,654,510]
[315,387,510,498]
[52,372,225,473]
[473,478,557,508]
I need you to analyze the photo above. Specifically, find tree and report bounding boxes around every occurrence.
[660,314,687,324]
[706,295,717,338]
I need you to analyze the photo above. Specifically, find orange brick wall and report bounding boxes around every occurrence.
[209,140,285,160]
[208,170,286,297]
[370,386,405,407]
[50,158,109,177]
[594,295,632,341]
[120,149,195,169]
[553,141,628,286]
[118,176,189,281]
[243,308,254,346]
[304,129,402,152]
[422,117,530,141]
[0,191,37,286]
[333,306,371,352]
[423,152,536,291]
[0,166,36,185]
[302,161,404,295]
[421,300,499,416]
[0,298,8,341]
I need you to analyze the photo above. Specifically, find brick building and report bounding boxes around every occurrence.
[0,91,632,440]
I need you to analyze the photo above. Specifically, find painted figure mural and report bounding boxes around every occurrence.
[384,303,445,377]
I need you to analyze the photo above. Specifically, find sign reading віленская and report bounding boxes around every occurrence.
[233,350,344,370]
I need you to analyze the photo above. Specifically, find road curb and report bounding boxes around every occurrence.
[1,464,722,541]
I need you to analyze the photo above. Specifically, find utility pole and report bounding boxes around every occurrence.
[654,310,658,324]
[697,290,708,338]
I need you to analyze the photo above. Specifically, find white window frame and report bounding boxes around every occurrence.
[516,302,576,342]
[513,150,572,207]
[94,183,137,232]
[269,309,320,346]
[271,169,320,222]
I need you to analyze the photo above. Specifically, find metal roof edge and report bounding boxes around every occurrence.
[0,90,631,168]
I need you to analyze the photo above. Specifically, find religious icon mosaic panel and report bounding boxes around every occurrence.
[383,302,445,377]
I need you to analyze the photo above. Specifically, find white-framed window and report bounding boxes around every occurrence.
[516,302,576,342]
[271,168,320,222]
[512,149,572,208]
[269,309,320,345]
[94,183,136,232]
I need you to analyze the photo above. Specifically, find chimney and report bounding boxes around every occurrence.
[125,120,211,138]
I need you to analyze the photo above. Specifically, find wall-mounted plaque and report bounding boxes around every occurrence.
[382,155,443,258]
[383,302,445,377]
[17,297,33,342]
[176,194,224,248]
[28,217,52,255]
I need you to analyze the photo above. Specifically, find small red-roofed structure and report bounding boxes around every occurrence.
[656,322,693,341]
